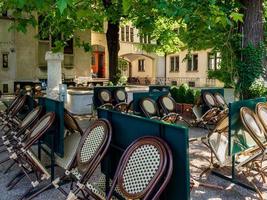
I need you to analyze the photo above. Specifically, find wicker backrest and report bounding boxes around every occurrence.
[9,95,27,117]
[140,98,159,118]
[6,95,22,113]
[214,93,227,108]
[98,89,112,104]
[114,89,127,103]
[107,136,173,200]
[240,107,267,151]
[203,92,217,108]
[75,119,112,176]
[20,106,43,129]
[256,102,267,132]
[201,107,219,121]
[158,95,176,114]
[23,112,55,149]
[64,109,83,136]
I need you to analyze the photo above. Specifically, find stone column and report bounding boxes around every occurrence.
[45,51,64,91]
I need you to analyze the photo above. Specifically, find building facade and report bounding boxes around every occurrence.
[0,13,223,93]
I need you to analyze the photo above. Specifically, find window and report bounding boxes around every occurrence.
[126,26,129,42]
[170,56,179,72]
[208,52,221,70]
[138,59,145,72]
[64,38,73,54]
[130,28,134,42]
[2,53,8,68]
[121,27,125,41]
[187,54,198,71]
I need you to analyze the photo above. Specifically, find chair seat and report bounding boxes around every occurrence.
[85,174,125,200]
[55,132,81,169]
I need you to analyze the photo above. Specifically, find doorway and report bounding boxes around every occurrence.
[91,45,105,78]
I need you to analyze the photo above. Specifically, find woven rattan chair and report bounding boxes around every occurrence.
[1,106,43,152]
[64,109,83,136]
[113,89,129,112]
[203,92,218,109]
[3,113,55,198]
[0,95,22,118]
[79,136,173,200]
[214,93,228,110]
[27,119,112,200]
[0,95,27,133]
[98,89,114,109]
[158,95,191,126]
[140,97,161,120]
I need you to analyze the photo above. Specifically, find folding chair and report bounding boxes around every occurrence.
[77,136,173,200]
[0,95,27,132]
[98,89,114,109]
[214,92,228,110]
[26,119,112,200]
[4,113,55,199]
[139,97,161,120]
[158,95,191,126]
[113,89,129,112]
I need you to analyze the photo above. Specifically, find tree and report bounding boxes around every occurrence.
[0,0,183,84]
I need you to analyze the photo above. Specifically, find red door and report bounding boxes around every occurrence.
[91,51,105,78]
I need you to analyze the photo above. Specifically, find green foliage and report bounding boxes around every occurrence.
[170,84,200,104]
[118,58,128,72]
[246,79,267,99]
[236,43,265,99]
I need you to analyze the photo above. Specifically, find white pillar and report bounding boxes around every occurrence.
[45,51,64,93]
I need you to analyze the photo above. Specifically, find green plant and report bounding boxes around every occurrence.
[247,78,267,99]
[118,58,128,72]
[236,43,265,99]
[170,84,200,104]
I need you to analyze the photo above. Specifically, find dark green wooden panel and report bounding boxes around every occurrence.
[38,97,65,157]
[229,97,266,155]
[93,86,125,108]
[98,108,190,200]
[149,85,170,92]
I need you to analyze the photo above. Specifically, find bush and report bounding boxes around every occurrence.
[170,84,200,104]
[247,78,267,99]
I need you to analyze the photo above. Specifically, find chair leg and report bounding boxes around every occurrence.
[25,183,53,200]
[0,157,11,165]
[17,186,34,200]
[4,161,15,174]
[7,174,26,191]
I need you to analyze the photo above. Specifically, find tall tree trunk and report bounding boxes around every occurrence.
[241,0,264,47]
[106,21,120,83]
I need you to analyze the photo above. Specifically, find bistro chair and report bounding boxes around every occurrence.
[77,136,173,200]
[158,95,191,126]
[3,113,55,199]
[0,95,27,130]
[202,92,218,109]
[191,106,219,129]
[113,89,129,112]
[140,97,161,120]
[214,92,228,110]
[98,89,114,109]
[27,119,112,200]
[0,94,22,117]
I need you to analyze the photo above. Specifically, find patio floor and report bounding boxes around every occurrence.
[0,89,266,199]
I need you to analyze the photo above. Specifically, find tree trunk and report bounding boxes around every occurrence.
[106,20,120,83]
[241,0,264,47]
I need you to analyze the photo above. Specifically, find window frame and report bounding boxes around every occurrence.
[208,52,221,70]
[170,56,179,72]
[187,54,198,72]
[138,59,145,72]
[121,26,125,41]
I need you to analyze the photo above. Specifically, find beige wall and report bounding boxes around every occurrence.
[166,50,224,87]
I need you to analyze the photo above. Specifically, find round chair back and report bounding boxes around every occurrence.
[107,136,173,200]
[114,89,127,103]
[240,107,266,150]
[98,89,112,104]
[64,109,83,136]
[140,98,159,118]
[214,93,227,109]
[203,92,217,108]
[9,95,27,117]
[159,95,176,114]
[256,102,267,132]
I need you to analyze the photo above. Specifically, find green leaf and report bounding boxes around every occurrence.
[122,0,131,14]
[57,0,68,14]
[230,12,243,23]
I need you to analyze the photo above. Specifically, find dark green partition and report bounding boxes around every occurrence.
[132,91,169,114]
[98,108,190,200]
[229,97,266,155]
[149,85,170,92]
[93,86,125,108]
[38,97,65,157]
